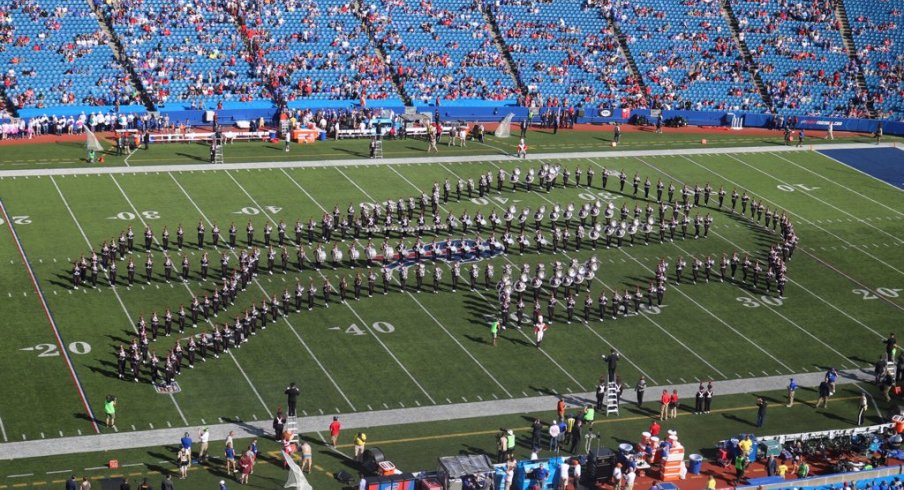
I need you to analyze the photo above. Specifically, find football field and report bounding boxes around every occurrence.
[0,144,902,444]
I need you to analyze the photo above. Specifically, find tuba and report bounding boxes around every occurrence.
[617,222,626,238]
[316,248,327,263]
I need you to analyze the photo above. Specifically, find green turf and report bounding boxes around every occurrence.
[0,128,899,170]
[0,146,902,449]
[0,386,889,488]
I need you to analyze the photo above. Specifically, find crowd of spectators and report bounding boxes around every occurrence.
[492,0,645,112]
[365,0,519,102]
[102,0,267,107]
[236,0,397,103]
[610,0,763,112]
[732,0,870,117]
[845,0,903,120]
[0,0,141,110]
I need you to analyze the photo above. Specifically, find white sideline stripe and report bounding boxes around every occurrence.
[719,154,904,277]
[0,416,6,442]
[640,155,871,363]
[0,143,897,179]
[761,153,904,243]
[50,176,190,427]
[222,170,436,404]
[45,469,73,475]
[109,175,267,420]
[7,473,34,478]
[167,172,353,413]
[424,161,661,383]
[815,151,904,195]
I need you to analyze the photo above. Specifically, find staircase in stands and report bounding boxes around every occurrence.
[353,0,413,107]
[479,1,529,99]
[604,13,649,104]
[86,0,156,111]
[833,0,877,118]
[719,0,773,110]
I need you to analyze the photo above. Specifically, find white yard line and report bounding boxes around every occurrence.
[731,154,903,244]
[643,156,885,340]
[108,175,272,419]
[420,162,688,382]
[470,158,735,378]
[0,415,7,442]
[167,172,356,412]
[222,170,437,405]
[771,152,904,216]
[50,176,190,427]
[636,155,873,364]
[282,167,514,397]
[714,154,904,277]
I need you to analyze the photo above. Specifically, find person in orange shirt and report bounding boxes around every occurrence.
[659,390,670,420]
[669,389,679,419]
[556,399,566,421]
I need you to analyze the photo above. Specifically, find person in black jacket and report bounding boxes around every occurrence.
[273,409,286,439]
[285,383,300,416]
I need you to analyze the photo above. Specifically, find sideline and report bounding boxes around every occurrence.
[0,368,872,460]
[0,143,895,179]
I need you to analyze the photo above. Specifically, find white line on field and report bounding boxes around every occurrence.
[322,167,515,396]
[51,176,190,426]
[758,153,903,243]
[225,169,437,403]
[470,159,720,379]
[716,155,904,277]
[0,415,6,442]
[45,469,72,475]
[168,172,352,412]
[111,174,266,421]
[638,155,859,365]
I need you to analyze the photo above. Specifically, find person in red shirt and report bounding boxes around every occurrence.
[649,420,661,438]
[669,389,679,419]
[659,390,670,420]
[329,416,341,447]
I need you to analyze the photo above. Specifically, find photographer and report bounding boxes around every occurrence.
[104,395,117,431]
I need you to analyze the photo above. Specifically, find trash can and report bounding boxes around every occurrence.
[688,454,703,475]
[893,415,904,434]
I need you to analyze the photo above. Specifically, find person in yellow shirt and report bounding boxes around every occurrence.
[778,461,788,478]
[706,475,716,490]
[738,435,752,457]
[354,432,367,462]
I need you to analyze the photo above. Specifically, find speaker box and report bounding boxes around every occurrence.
[587,447,616,483]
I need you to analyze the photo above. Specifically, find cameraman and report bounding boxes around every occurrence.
[104,395,117,431]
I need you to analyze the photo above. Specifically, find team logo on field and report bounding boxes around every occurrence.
[378,239,505,270]
[154,382,182,394]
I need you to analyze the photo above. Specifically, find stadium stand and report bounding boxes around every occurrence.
[100,0,268,108]
[490,0,644,111]
[611,0,763,113]
[731,0,870,117]
[364,0,519,104]
[237,0,399,105]
[0,0,140,111]
[844,0,903,120]
[1,0,901,124]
